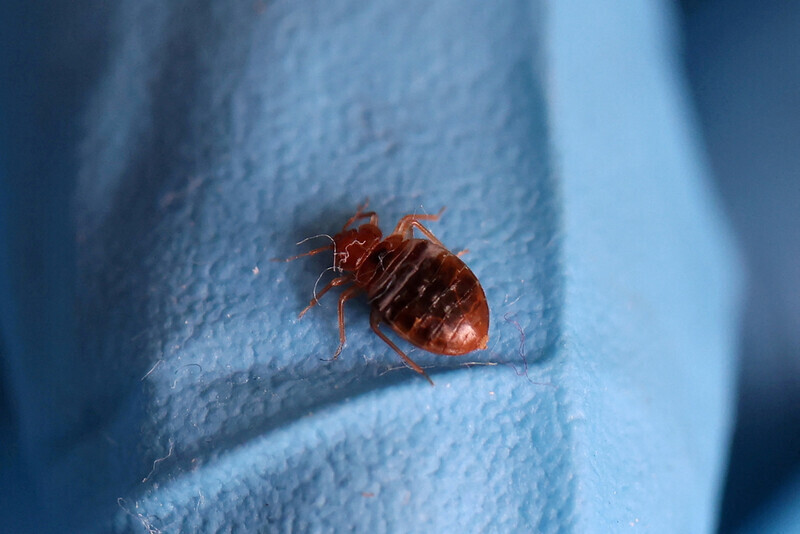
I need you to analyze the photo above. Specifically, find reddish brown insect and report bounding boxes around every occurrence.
[278,202,490,385]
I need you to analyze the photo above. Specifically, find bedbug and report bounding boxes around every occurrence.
[277,202,489,385]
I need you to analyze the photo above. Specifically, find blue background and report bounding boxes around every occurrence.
[3,0,792,532]
[682,0,800,531]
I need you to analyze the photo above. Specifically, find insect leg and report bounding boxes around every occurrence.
[370,310,434,386]
[298,276,351,318]
[391,207,446,243]
[330,286,361,360]
[342,211,379,231]
[342,200,379,230]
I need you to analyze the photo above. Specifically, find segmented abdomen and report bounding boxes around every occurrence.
[365,239,489,355]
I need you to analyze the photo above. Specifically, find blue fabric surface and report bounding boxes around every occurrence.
[0,1,740,532]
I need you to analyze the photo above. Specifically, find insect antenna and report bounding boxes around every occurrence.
[272,245,332,262]
[272,234,335,262]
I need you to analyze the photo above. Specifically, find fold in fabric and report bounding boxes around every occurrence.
[0,1,741,532]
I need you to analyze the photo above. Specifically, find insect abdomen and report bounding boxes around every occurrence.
[365,239,489,355]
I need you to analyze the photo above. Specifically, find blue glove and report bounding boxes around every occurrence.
[0,1,741,532]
